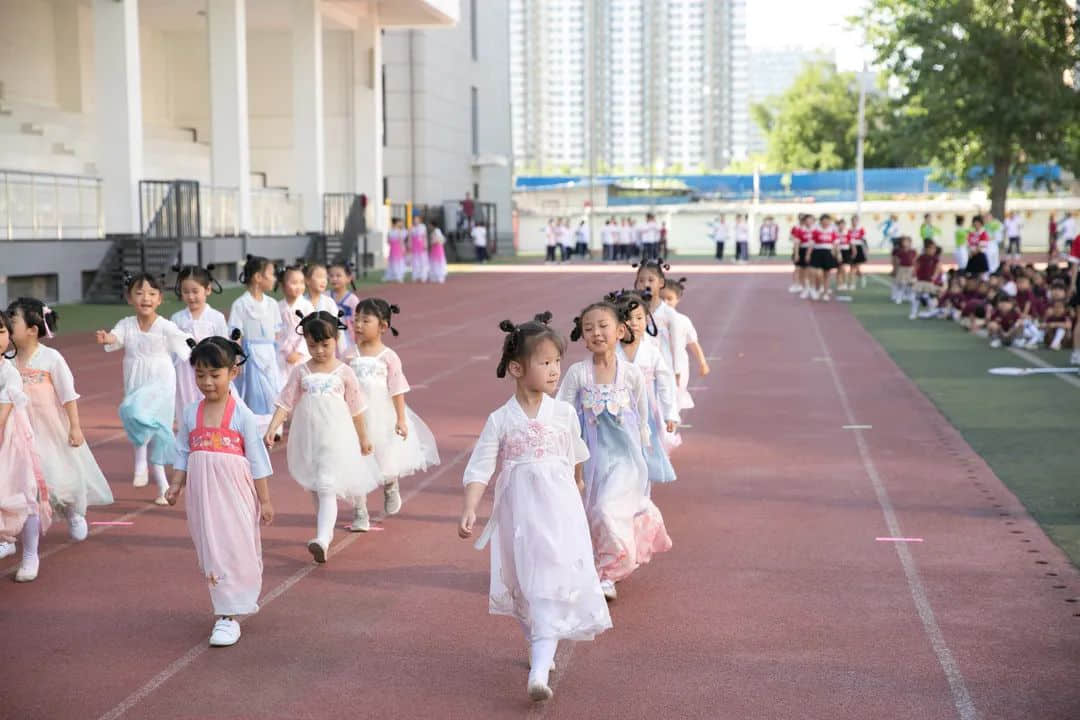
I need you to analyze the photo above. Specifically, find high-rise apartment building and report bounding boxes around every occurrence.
[510,0,748,175]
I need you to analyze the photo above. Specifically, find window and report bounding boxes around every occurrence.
[471,86,479,155]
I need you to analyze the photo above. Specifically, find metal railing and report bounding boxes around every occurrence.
[199,185,239,237]
[140,179,201,238]
[0,169,104,240]
[251,188,303,236]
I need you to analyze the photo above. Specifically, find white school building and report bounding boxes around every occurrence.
[0,0,512,305]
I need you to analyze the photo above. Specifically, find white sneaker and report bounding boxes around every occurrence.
[383,481,402,516]
[14,555,39,582]
[788,284,802,293]
[1072,350,1080,365]
[1050,338,1063,351]
[799,288,809,299]
[349,504,370,532]
[307,539,328,563]
[68,513,88,542]
[0,541,15,560]
[809,288,821,301]
[908,311,918,320]
[990,338,1002,348]
[133,471,149,488]
[154,494,170,506]
[209,617,241,647]
[527,666,553,702]
[600,579,616,601]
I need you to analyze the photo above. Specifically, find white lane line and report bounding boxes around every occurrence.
[807,308,977,720]
[95,447,473,720]
[842,424,873,430]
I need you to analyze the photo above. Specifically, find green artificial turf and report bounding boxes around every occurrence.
[848,280,1080,567]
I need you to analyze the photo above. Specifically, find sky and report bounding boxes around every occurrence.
[746,0,872,72]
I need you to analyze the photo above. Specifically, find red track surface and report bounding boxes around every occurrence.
[3,270,1079,720]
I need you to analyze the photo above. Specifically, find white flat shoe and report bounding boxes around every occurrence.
[600,579,617,601]
[209,617,241,647]
[154,495,170,506]
[527,665,553,702]
[14,555,39,583]
[68,513,88,542]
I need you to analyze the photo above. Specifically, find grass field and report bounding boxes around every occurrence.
[848,280,1080,567]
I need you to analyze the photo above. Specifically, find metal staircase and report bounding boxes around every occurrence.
[305,193,367,266]
[83,180,197,302]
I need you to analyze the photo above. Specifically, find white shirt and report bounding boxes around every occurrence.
[471,225,487,248]
[1005,216,1022,237]
[545,225,557,247]
[735,222,749,243]
[642,221,660,244]
[1058,216,1075,242]
[710,221,728,242]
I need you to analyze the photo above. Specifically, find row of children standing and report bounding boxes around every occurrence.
[458,258,709,701]
[385,214,449,283]
[787,213,870,301]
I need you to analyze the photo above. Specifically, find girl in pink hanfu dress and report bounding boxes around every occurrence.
[97,273,193,505]
[0,312,51,584]
[265,311,382,564]
[170,265,229,426]
[408,216,430,282]
[8,298,112,547]
[385,218,407,283]
[167,335,274,648]
[557,300,672,602]
[276,265,314,373]
[459,312,611,703]
[346,299,440,531]
[428,225,448,283]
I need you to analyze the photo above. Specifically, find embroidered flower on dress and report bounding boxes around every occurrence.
[501,420,567,464]
[579,385,632,418]
[302,374,344,396]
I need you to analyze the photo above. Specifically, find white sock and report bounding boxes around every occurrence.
[314,492,337,547]
[150,465,168,494]
[910,294,920,316]
[1052,328,1066,346]
[20,515,40,559]
[529,637,557,676]
[134,444,148,476]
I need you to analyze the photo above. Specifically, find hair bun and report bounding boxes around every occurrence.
[498,319,516,333]
[389,304,400,315]
[534,311,553,325]
[230,328,243,341]
[295,309,305,320]
[186,338,198,349]
[171,263,182,272]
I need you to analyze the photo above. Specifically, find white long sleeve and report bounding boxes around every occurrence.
[654,353,679,424]
[462,412,501,487]
[556,362,585,407]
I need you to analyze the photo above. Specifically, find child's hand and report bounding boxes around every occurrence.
[576,477,585,494]
[665,420,678,434]
[263,431,276,450]
[699,361,711,377]
[68,427,84,447]
[95,330,115,345]
[458,509,476,539]
[165,482,183,505]
[361,439,373,456]
[395,421,409,440]
[286,351,302,365]
[260,501,275,525]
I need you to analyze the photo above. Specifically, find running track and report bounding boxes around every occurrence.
[2,268,1078,720]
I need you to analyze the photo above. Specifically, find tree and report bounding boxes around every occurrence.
[752,62,920,173]
[859,0,1080,218]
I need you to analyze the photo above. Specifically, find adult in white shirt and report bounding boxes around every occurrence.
[642,213,660,260]
[472,223,489,263]
[1057,212,1075,256]
[1004,211,1024,262]
[544,219,558,264]
[734,214,750,263]
[711,216,728,261]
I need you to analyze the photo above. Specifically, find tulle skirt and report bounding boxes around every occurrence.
[582,413,672,582]
[385,256,407,283]
[411,250,429,282]
[184,451,263,616]
[286,394,382,500]
[428,244,447,283]
[23,381,113,515]
[643,411,676,485]
[0,406,49,541]
[365,387,440,483]
[485,460,612,642]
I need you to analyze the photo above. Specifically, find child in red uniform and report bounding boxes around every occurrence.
[892,237,917,304]
[1043,298,1074,351]
[936,277,966,320]
[987,295,1022,348]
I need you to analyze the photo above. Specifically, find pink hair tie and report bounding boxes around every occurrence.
[41,305,55,339]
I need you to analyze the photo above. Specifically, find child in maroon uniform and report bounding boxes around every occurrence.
[937,278,966,320]
[961,279,992,332]
[910,240,941,319]
[1044,298,1074,350]
[892,237,917,304]
[987,295,1022,348]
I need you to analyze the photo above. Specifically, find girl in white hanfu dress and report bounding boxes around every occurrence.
[658,279,710,416]
[8,298,112,548]
[275,265,314,373]
[609,290,679,488]
[97,273,193,505]
[557,300,672,602]
[0,311,51,583]
[459,313,611,704]
[167,336,274,648]
[170,265,229,425]
[633,260,680,376]
[265,311,381,564]
[346,299,439,531]
[229,256,286,432]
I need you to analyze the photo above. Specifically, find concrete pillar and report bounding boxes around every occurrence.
[351,10,383,232]
[208,0,252,233]
[93,0,143,234]
[292,0,324,233]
